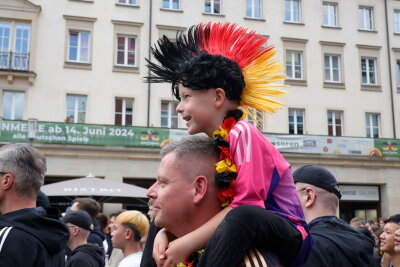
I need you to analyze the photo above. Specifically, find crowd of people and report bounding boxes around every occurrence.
[1,21,400,267]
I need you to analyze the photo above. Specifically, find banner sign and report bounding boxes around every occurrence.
[0,120,399,157]
[0,120,169,148]
[265,135,375,156]
[339,185,380,201]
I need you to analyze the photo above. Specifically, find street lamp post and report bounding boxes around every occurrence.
[27,118,38,146]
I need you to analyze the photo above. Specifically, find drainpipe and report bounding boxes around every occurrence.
[384,0,397,138]
[146,0,153,127]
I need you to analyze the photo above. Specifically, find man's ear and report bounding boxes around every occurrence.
[214,88,227,108]
[304,188,317,208]
[125,228,133,240]
[1,174,14,190]
[192,176,208,204]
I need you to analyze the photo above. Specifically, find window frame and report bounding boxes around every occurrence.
[327,110,343,136]
[288,108,304,135]
[286,50,303,80]
[324,54,341,83]
[204,0,221,14]
[365,113,380,138]
[323,2,338,27]
[397,60,400,88]
[117,0,137,5]
[115,97,134,126]
[162,0,180,10]
[395,10,400,34]
[66,95,87,124]
[285,0,301,23]
[67,31,90,63]
[115,35,137,67]
[2,91,25,120]
[361,57,377,85]
[359,6,374,31]
[246,0,262,19]
[160,100,179,128]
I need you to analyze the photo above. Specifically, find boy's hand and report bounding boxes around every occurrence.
[153,229,171,266]
[162,237,194,267]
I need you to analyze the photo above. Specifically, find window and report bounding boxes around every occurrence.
[285,0,301,23]
[359,7,373,30]
[246,109,264,130]
[327,110,343,136]
[395,11,400,33]
[323,3,338,27]
[205,0,220,14]
[115,98,134,126]
[161,101,178,128]
[286,51,303,79]
[68,31,90,63]
[163,0,179,9]
[118,0,136,4]
[397,61,400,87]
[324,55,341,82]
[289,109,304,134]
[66,95,87,123]
[365,113,380,138]
[246,0,261,18]
[116,36,136,66]
[2,91,24,120]
[361,58,376,85]
[0,21,30,70]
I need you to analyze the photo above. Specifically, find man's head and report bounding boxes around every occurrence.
[71,197,101,220]
[0,144,46,213]
[111,210,149,251]
[293,165,341,222]
[395,226,400,253]
[380,214,400,255]
[147,136,221,237]
[62,210,94,250]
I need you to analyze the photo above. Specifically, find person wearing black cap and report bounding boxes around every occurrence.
[293,165,375,267]
[62,210,105,267]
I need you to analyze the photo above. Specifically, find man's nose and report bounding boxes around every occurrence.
[147,183,157,198]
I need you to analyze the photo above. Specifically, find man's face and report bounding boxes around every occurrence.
[147,152,193,234]
[395,227,400,253]
[111,223,126,250]
[108,215,117,233]
[380,222,400,254]
[294,182,308,212]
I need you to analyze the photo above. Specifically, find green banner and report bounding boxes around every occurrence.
[0,120,170,148]
[373,139,400,157]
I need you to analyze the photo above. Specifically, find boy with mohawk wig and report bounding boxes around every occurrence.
[145,22,312,267]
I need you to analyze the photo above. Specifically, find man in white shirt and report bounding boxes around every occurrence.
[111,210,149,267]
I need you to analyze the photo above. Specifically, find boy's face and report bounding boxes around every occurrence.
[176,84,219,135]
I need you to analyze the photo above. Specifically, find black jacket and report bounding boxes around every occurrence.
[302,216,375,267]
[88,220,105,248]
[0,208,69,267]
[67,243,105,267]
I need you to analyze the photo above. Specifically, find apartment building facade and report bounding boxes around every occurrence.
[0,0,400,219]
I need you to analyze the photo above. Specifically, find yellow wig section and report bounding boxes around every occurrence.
[240,47,286,124]
[115,210,149,238]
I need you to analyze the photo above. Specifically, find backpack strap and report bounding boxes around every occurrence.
[0,227,13,253]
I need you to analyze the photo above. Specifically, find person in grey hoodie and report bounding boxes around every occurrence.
[62,210,105,267]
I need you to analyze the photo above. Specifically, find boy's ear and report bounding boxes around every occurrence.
[214,88,227,108]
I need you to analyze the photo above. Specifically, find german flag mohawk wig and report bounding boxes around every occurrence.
[146,22,286,119]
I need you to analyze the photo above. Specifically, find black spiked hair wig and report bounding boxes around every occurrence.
[145,26,245,102]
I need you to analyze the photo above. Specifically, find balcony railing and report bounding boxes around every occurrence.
[0,51,30,71]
